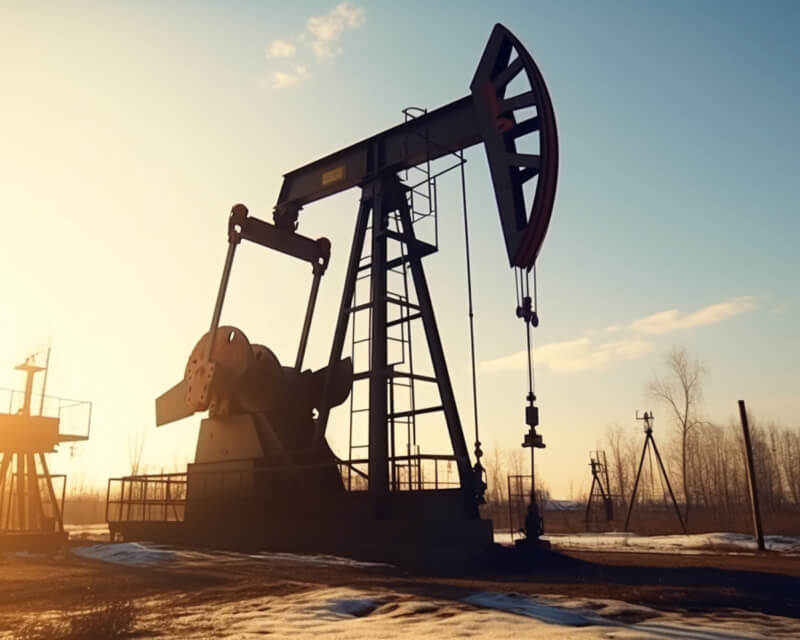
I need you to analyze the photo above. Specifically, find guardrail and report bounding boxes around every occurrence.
[106,454,462,523]
[0,388,91,441]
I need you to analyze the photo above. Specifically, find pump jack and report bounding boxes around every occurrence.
[108,24,559,565]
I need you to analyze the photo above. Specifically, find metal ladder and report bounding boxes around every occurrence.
[345,111,439,491]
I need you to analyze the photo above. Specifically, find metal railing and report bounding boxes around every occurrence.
[106,473,187,523]
[0,388,91,441]
[106,454,462,523]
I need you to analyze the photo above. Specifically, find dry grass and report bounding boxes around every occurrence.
[14,599,135,640]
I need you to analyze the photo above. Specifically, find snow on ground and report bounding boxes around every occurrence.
[72,542,177,566]
[12,538,795,638]
[495,531,800,554]
[70,542,391,569]
[147,587,798,639]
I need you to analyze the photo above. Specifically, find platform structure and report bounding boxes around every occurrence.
[0,355,91,550]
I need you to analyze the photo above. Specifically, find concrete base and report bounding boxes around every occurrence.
[110,488,493,570]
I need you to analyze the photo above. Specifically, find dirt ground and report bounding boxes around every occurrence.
[2,542,799,638]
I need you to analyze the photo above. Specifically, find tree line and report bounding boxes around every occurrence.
[605,346,800,528]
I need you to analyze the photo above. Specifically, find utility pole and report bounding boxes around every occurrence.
[738,400,766,552]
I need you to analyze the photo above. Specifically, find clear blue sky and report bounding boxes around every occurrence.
[1,1,797,497]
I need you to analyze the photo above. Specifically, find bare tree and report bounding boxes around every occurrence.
[776,427,800,507]
[484,442,505,505]
[128,427,147,476]
[605,423,633,509]
[647,346,707,525]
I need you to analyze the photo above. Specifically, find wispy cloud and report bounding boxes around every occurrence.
[267,39,296,59]
[271,65,311,89]
[480,295,755,375]
[264,3,366,90]
[630,296,755,334]
[481,337,653,374]
[306,2,366,60]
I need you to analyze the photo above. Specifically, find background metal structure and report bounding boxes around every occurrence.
[0,353,90,550]
[624,412,686,534]
[585,450,614,527]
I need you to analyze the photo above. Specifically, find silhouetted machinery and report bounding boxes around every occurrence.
[0,352,91,550]
[108,24,559,564]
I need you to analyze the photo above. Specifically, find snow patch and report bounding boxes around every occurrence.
[158,587,787,639]
[463,592,592,626]
[316,596,384,619]
[495,530,800,554]
[545,532,800,554]
[72,542,176,566]
[70,542,392,570]
[246,551,392,569]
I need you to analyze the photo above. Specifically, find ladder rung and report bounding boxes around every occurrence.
[389,406,443,419]
[353,370,436,383]
[387,298,419,310]
[347,302,372,314]
[387,312,421,327]
[393,372,438,384]
[386,241,437,270]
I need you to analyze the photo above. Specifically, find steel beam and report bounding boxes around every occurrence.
[368,180,389,496]
[276,96,479,213]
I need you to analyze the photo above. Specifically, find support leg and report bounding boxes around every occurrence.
[39,453,64,532]
[26,454,43,532]
[368,183,389,496]
[17,454,26,530]
[314,195,373,446]
[5,460,15,530]
[585,475,597,526]
[0,453,8,529]
[596,477,613,521]
[624,437,650,531]
[396,188,473,494]
[651,436,687,534]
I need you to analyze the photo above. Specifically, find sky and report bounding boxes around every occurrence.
[0,1,798,499]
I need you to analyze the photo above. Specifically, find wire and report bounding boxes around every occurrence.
[459,152,482,461]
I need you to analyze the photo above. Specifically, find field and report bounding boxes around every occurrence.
[3,529,800,639]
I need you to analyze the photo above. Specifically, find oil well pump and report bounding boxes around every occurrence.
[108,23,559,563]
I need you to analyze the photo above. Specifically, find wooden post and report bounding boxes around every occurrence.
[738,400,766,552]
